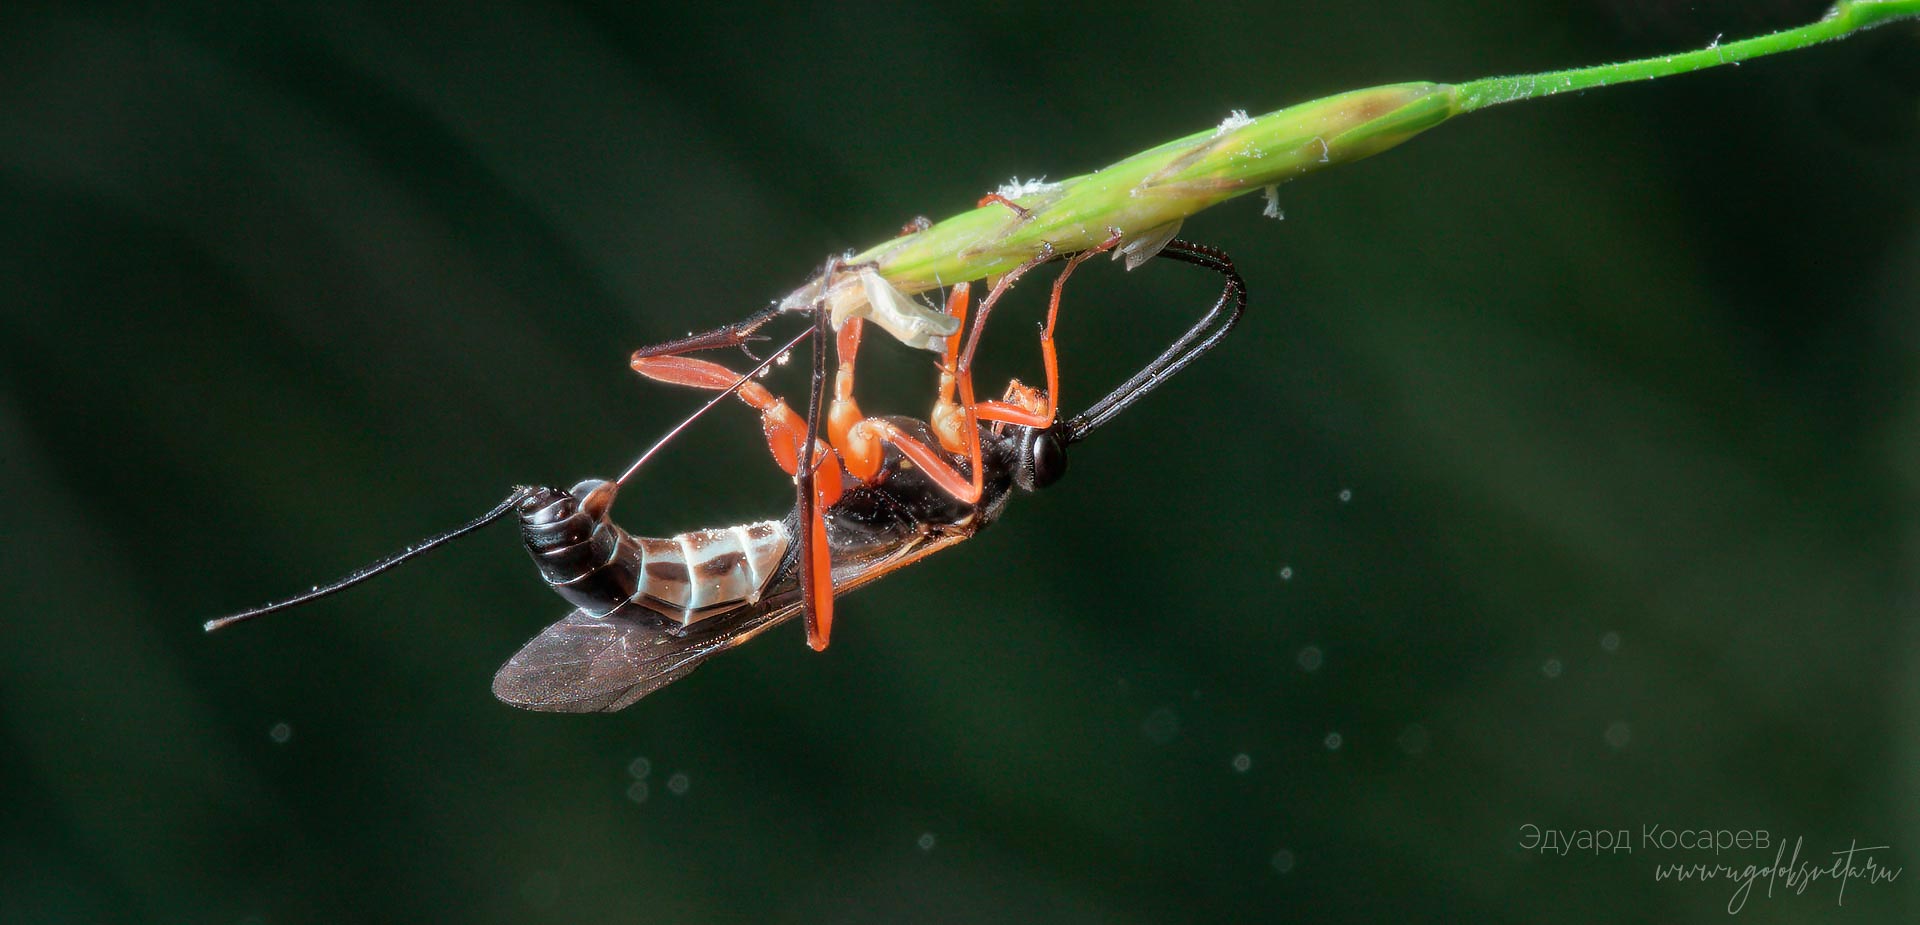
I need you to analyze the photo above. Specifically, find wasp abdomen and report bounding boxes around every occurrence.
[519,482,788,629]
[632,522,787,624]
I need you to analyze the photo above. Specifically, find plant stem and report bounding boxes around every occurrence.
[806,1,1918,348]
[1455,0,1920,112]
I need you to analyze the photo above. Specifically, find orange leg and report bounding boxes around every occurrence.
[800,501,832,650]
[931,282,983,464]
[632,354,844,505]
[636,332,989,648]
[925,280,1034,506]
[826,315,985,505]
[956,246,1053,377]
[921,236,1122,504]
[970,235,1122,429]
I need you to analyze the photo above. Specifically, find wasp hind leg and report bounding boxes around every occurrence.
[825,311,990,506]
[966,234,1121,431]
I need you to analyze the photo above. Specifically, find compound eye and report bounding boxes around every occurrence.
[1028,430,1068,489]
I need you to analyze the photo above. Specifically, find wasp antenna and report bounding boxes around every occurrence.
[1063,239,1245,444]
[204,488,534,633]
[210,323,814,634]
[615,326,814,487]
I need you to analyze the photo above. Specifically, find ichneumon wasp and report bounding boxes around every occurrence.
[206,240,1244,711]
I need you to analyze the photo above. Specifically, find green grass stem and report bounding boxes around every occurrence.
[808,1,1918,350]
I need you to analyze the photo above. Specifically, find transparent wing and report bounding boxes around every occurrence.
[492,523,979,712]
[492,603,799,713]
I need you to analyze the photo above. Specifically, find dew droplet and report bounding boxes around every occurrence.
[1296,645,1323,673]
[1541,658,1563,679]
[627,756,651,779]
[626,780,650,803]
[1323,731,1343,751]
[1270,849,1296,873]
[1141,706,1181,745]
[1396,724,1430,755]
[268,722,292,744]
[667,772,690,796]
[1231,753,1252,773]
[1600,631,1621,654]
[1604,721,1632,749]
[916,832,936,852]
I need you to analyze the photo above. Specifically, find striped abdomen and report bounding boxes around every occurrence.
[516,481,788,628]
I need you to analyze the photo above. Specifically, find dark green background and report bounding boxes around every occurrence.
[4,1,1917,922]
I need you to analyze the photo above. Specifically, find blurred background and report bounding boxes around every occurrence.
[3,1,1917,921]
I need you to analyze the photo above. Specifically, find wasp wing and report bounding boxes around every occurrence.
[492,523,980,712]
[492,603,799,713]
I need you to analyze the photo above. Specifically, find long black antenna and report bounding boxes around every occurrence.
[1062,239,1246,445]
[205,326,814,633]
[203,491,531,632]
